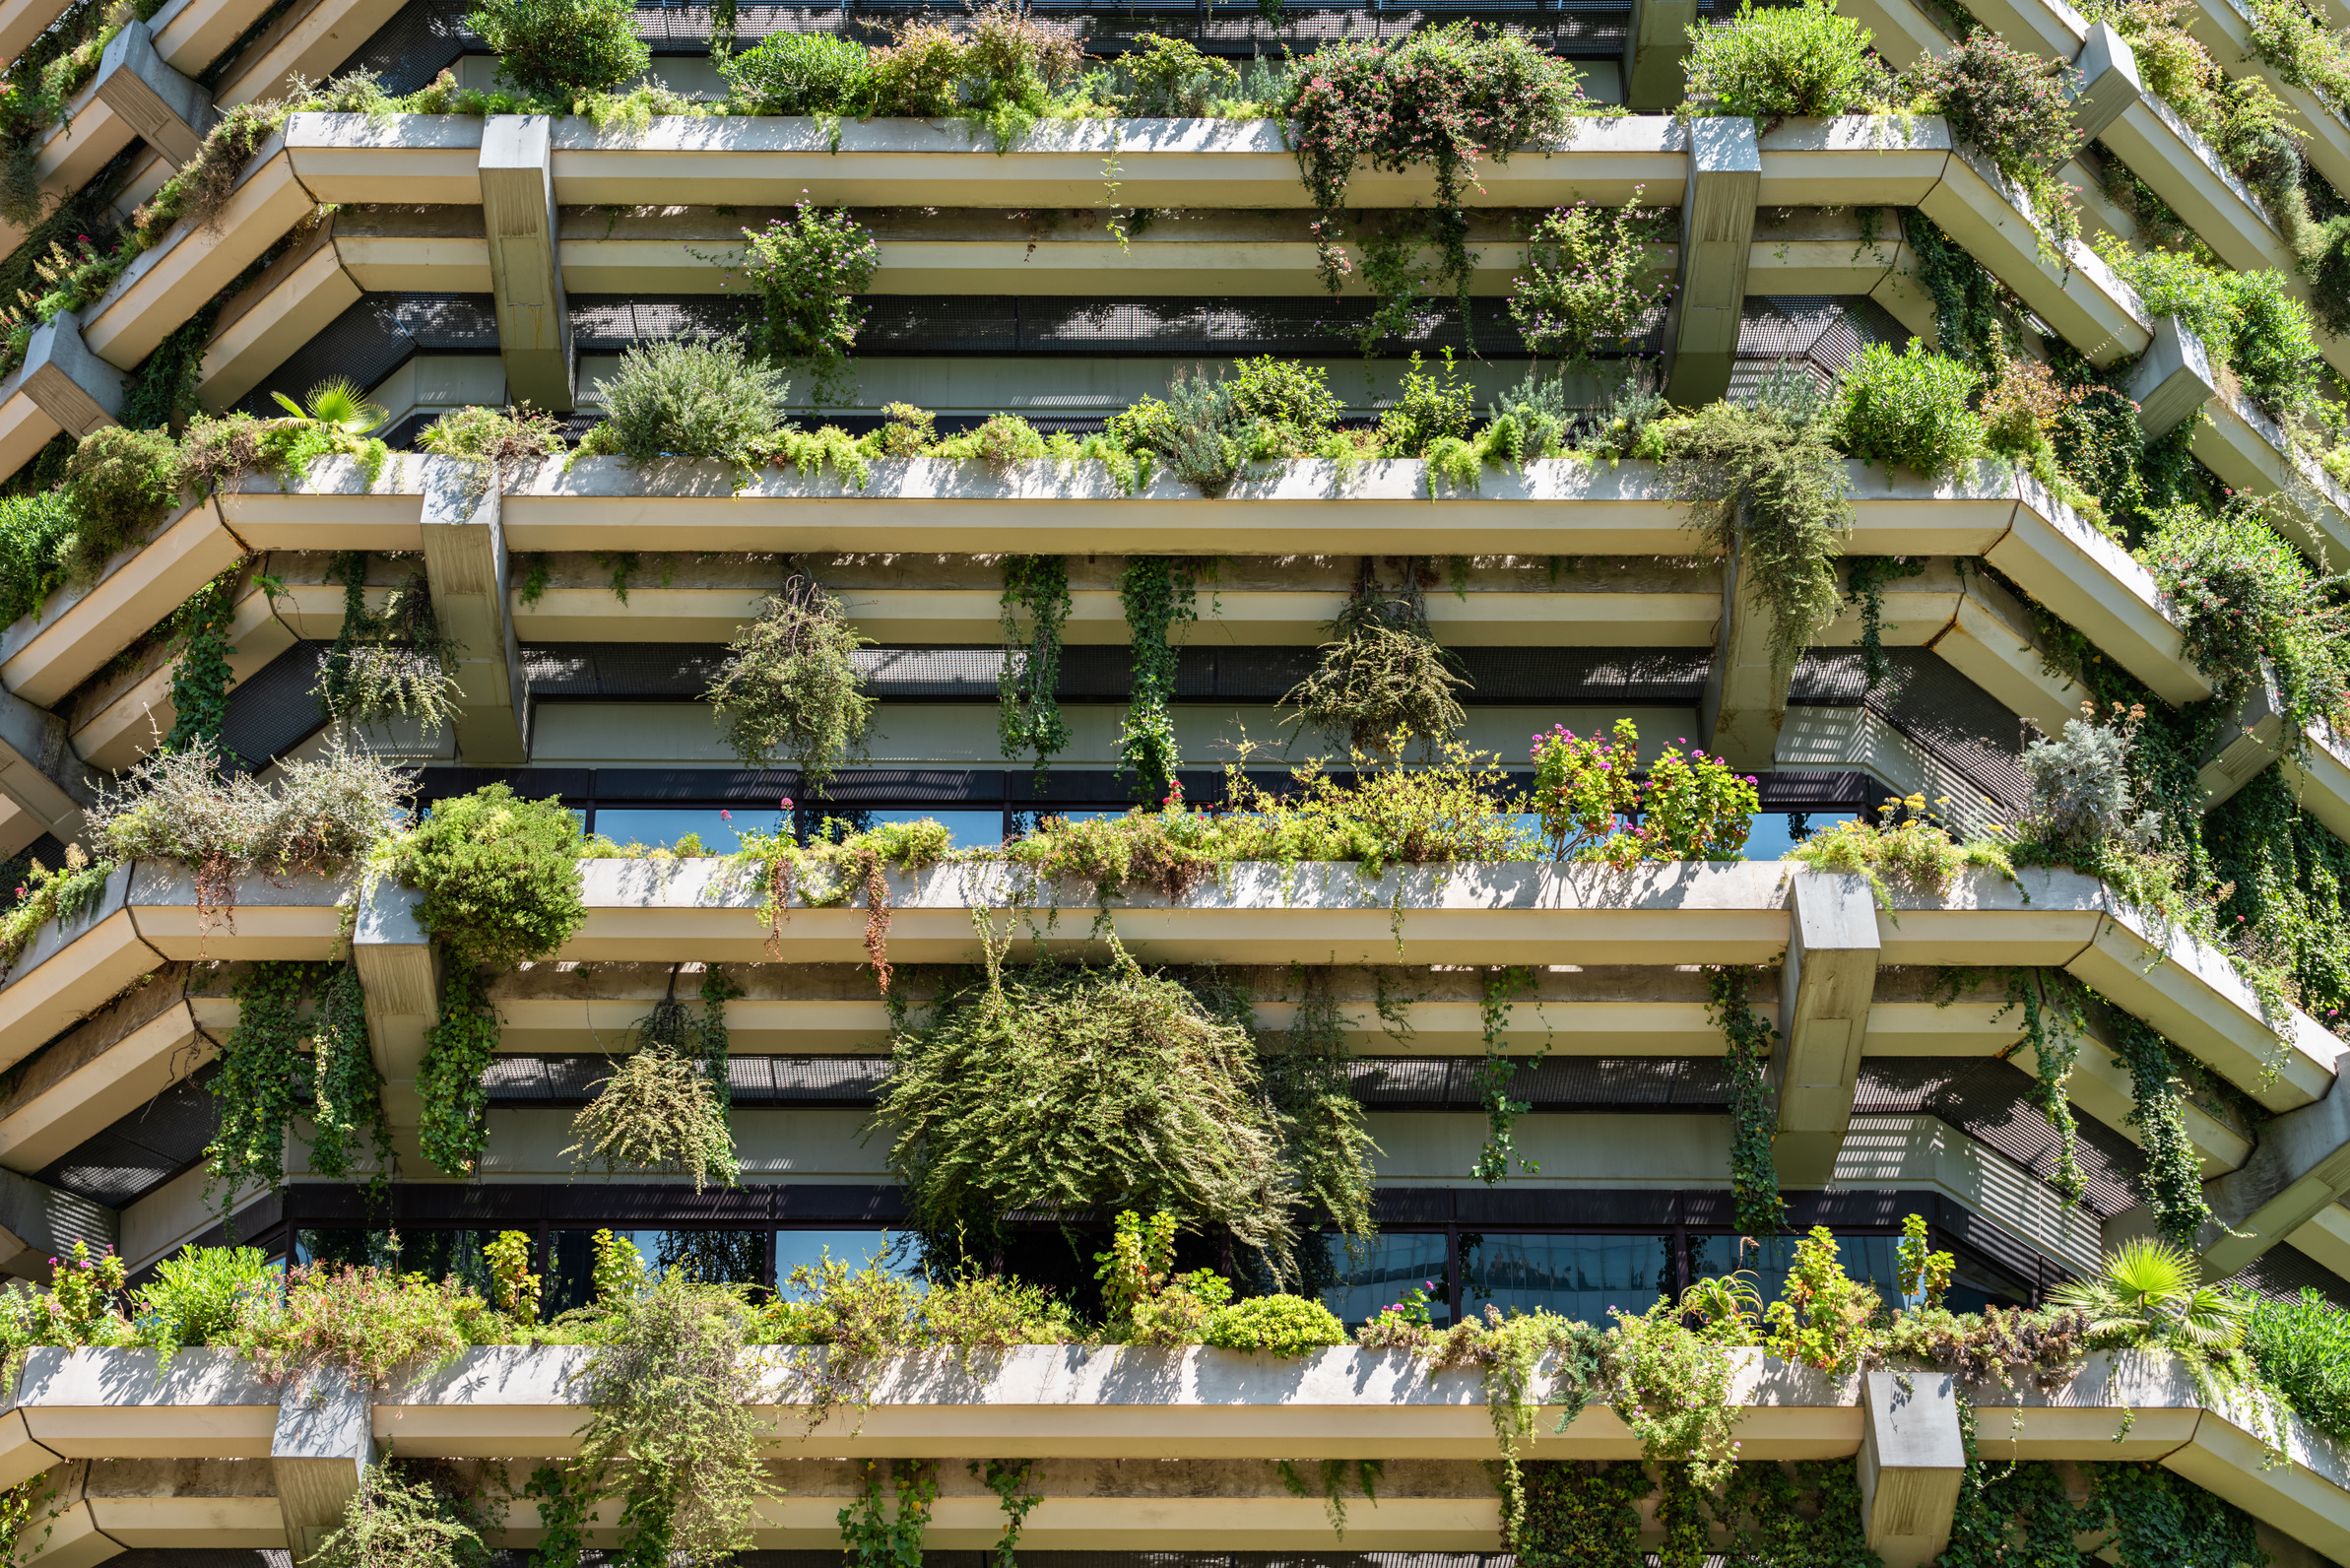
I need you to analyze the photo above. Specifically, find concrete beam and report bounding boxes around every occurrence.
[0,971,202,1176]
[0,1167,118,1278]
[21,312,122,439]
[2196,663,2287,813]
[93,20,217,168]
[1665,116,1760,409]
[419,456,529,762]
[1858,1370,1965,1568]
[2202,1080,2350,1279]
[1699,533,1786,772]
[1622,0,1697,111]
[272,1371,370,1560]
[2069,23,2143,148]
[2124,315,2216,441]
[480,116,573,413]
[1772,870,1881,1187]
[0,685,94,847]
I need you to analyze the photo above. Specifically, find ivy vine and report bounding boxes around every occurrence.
[697,968,741,1116]
[998,555,1073,786]
[1471,965,1541,1185]
[1903,208,2004,377]
[970,1459,1040,1567]
[210,960,391,1209]
[1117,556,1198,802]
[524,1464,591,1568]
[840,1459,935,1568]
[2000,968,2087,1205]
[419,965,499,1179]
[163,570,237,755]
[1708,966,1784,1238]
[1841,555,1926,695]
[2111,1013,2213,1248]
[304,962,395,1193]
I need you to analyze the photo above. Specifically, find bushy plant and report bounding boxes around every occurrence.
[2047,1238,2246,1350]
[1227,356,1344,447]
[1530,718,1759,864]
[867,5,1081,141]
[1204,1293,1347,1356]
[230,1262,484,1390]
[0,490,76,625]
[1509,199,1673,365]
[2011,702,2166,860]
[133,1246,274,1360]
[1980,353,2085,464]
[706,572,875,787]
[0,842,114,969]
[720,32,874,113]
[1531,718,1644,856]
[2143,498,2350,728]
[579,337,789,471]
[1281,566,1469,757]
[1111,369,1260,496]
[1832,340,1983,478]
[466,0,649,99]
[566,1018,740,1194]
[1115,33,1240,116]
[306,1461,492,1568]
[1682,0,1891,119]
[1377,350,1475,458]
[417,404,566,471]
[735,201,879,408]
[1761,1226,1879,1374]
[61,425,180,565]
[1605,1297,1742,1490]
[2246,1288,2350,1443]
[314,558,464,738]
[1904,33,2083,253]
[2095,239,2323,415]
[1785,796,2011,903]
[486,1230,542,1324]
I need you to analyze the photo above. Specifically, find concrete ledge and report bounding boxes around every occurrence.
[0,500,241,710]
[20,310,122,439]
[2191,391,2350,568]
[0,969,204,1175]
[17,1347,278,1457]
[93,20,215,167]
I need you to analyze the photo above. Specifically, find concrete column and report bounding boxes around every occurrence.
[273,1369,372,1561]
[21,312,122,439]
[1699,532,1786,772]
[94,20,217,167]
[2069,23,2143,147]
[2195,662,2286,813]
[2201,1081,2350,1278]
[1858,1370,1965,1568]
[2123,315,2215,440]
[420,455,529,763]
[1665,115,1759,410]
[1622,0,1698,111]
[352,878,435,1163]
[0,686,95,849]
[480,115,574,413]
[1771,870,1880,1187]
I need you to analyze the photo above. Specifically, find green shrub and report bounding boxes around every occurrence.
[866,5,1081,139]
[135,1247,274,1359]
[720,33,873,113]
[2246,1288,2350,1444]
[1204,1293,1347,1356]
[705,573,876,787]
[1282,569,1469,756]
[384,783,585,969]
[2142,498,2350,728]
[1682,0,1891,119]
[1378,350,1475,458]
[306,1460,492,1568]
[62,425,180,565]
[1832,340,1984,478]
[2309,215,2350,338]
[466,0,649,99]
[735,201,878,408]
[231,1261,485,1389]
[0,490,76,624]
[1114,33,1239,116]
[2219,268,2322,414]
[580,337,788,470]
[1227,355,1344,447]
[417,404,566,469]
[1510,200,1674,365]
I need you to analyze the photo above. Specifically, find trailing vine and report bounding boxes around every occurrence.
[163,571,237,756]
[1842,555,1926,695]
[315,551,464,737]
[840,1459,936,1568]
[1275,1458,1382,1539]
[1263,965,1377,1248]
[1281,557,1469,759]
[971,1459,1040,1566]
[418,967,499,1179]
[523,1465,591,1568]
[2111,1013,2214,1248]
[1708,966,1785,1238]
[1471,965,1541,1185]
[706,567,875,792]
[304,962,395,1194]
[1903,207,2004,377]
[2000,968,2087,1205]
[997,555,1072,785]
[697,968,741,1116]
[208,962,308,1204]
[1116,556,1198,802]
[566,971,741,1193]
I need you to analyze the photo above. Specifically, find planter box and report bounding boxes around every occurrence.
[14,1347,279,1458]
[0,500,240,709]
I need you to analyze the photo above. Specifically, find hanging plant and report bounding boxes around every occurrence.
[873,926,1330,1282]
[1281,557,1469,759]
[163,569,238,755]
[304,963,395,1190]
[998,555,1072,785]
[2111,1014,2213,1248]
[381,784,588,1176]
[1117,556,1198,802]
[728,199,880,409]
[1842,555,1926,695]
[1708,966,1784,1238]
[841,1461,936,1568]
[2001,968,2086,1205]
[706,568,875,793]
[565,977,740,1193]
[209,960,393,1206]
[1263,966,1378,1244]
[971,1460,1040,1567]
[1471,966,1541,1186]
[314,551,464,738]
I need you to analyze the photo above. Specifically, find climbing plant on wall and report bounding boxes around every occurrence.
[998,555,1072,785]
[2110,1013,2213,1248]
[163,570,238,756]
[1117,556,1198,801]
[1708,966,1784,1237]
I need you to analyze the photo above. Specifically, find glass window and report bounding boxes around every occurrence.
[294,1229,497,1301]
[1461,1232,1674,1323]
[1010,809,1121,838]
[1737,812,1863,863]
[807,810,1005,850]
[1319,1233,1451,1329]
[1689,1232,1905,1307]
[775,1229,913,1289]
[590,808,789,855]
[546,1229,767,1315]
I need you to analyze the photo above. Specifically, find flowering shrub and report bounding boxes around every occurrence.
[228,1262,487,1390]
[0,842,113,967]
[1530,720,1757,865]
[734,200,879,409]
[1508,198,1674,365]
[1530,719,1645,857]
[1637,741,1762,860]
[1903,33,2082,255]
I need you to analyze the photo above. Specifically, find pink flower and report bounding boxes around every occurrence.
[720,810,733,820]
[779,797,795,811]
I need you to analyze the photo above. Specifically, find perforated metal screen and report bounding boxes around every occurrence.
[1790,648,2036,807]
[1855,1057,2146,1220]
[38,1063,222,1209]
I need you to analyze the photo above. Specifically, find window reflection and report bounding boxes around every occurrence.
[1686,1233,1906,1308]
[776,1229,912,1289]
[1319,1233,1450,1328]
[546,1229,766,1316]
[1460,1232,1674,1323]
[294,1229,497,1303]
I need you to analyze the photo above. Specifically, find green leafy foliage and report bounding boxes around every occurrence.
[1709,967,1784,1237]
[1508,199,1673,365]
[314,552,464,737]
[1905,33,2084,256]
[418,404,567,471]
[706,571,875,789]
[162,573,235,755]
[998,555,1072,784]
[1203,1293,1347,1355]
[577,337,789,471]
[1682,0,1891,118]
[1831,340,1983,478]
[2141,498,2350,730]
[719,32,874,112]
[1281,561,1469,758]
[466,0,650,99]
[61,425,180,563]
[565,991,741,1193]
[0,489,76,626]
[305,1460,491,1568]
[2112,1016,2213,1248]
[133,1247,274,1362]
[209,962,394,1206]
[1117,556,1197,800]
[732,201,879,407]
[2247,1287,2350,1445]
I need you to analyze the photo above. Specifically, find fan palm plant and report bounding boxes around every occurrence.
[272,378,388,436]
[2047,1238,2247,1351]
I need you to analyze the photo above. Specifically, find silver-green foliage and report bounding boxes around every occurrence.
[707,572,875,788]
[306,1461,491,1568]
[583,337,788,471]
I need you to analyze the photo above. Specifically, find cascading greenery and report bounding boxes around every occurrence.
[208,961,394,1209]
[997,555,1072,785]
[1708,966,1784,1238]
[565,972,741,1193]
[163,571,238,755]
[380,785,587,1176]
[841,1461,936,1568]
[2002,969,2087,1205]
[1841,555,1926,695]
[1117,556,1198,801]
[2110,1013,2213,1249]
[1263,966,1378,1249]
[731,200,879,409]
[1471,965,1541,1186]
[1281,558,1469,759]
[706,568,875,792]
[315,551,464,737]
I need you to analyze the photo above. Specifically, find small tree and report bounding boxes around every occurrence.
[467,0,650,99]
